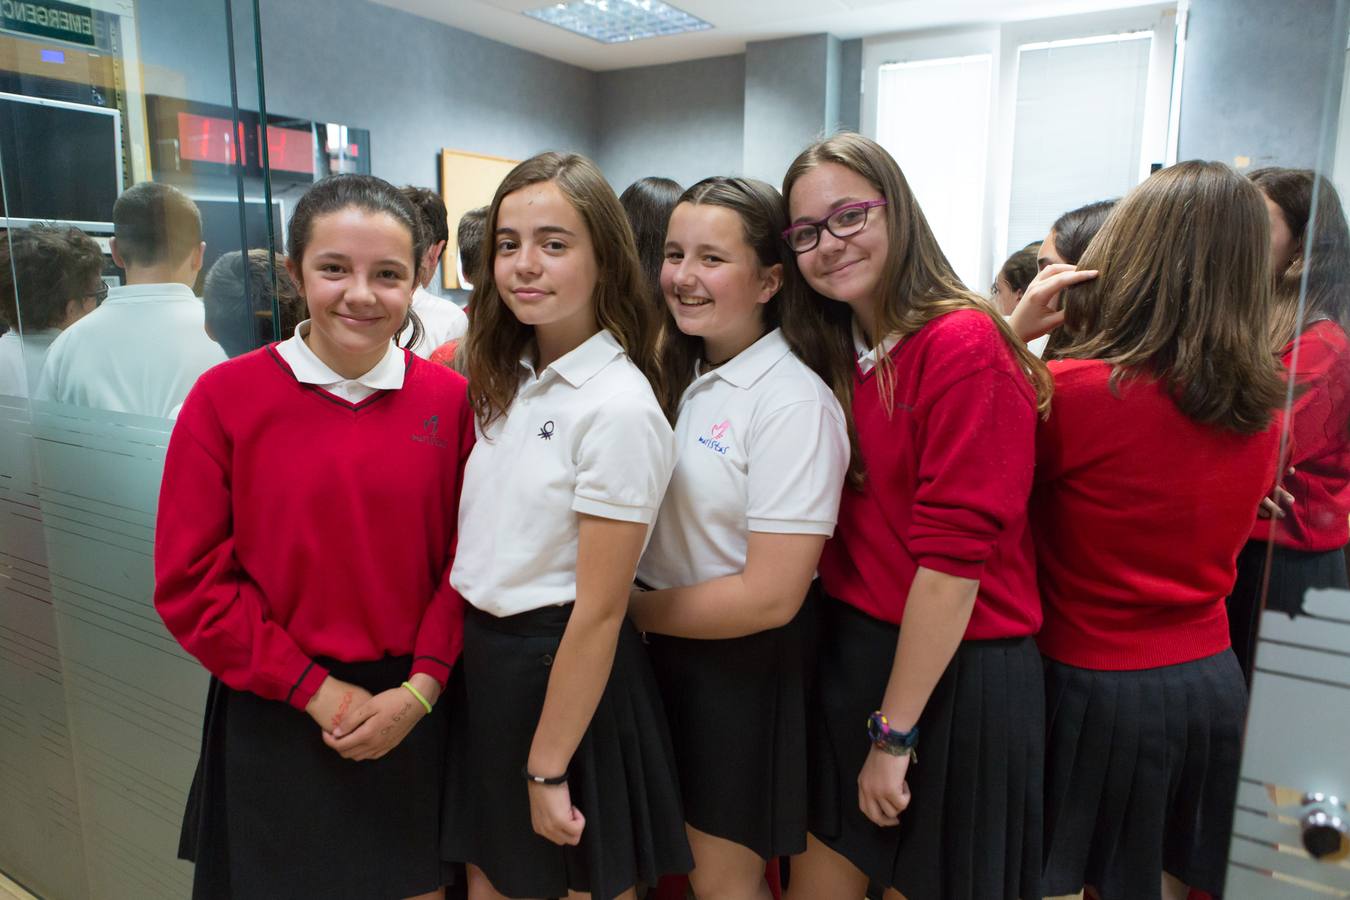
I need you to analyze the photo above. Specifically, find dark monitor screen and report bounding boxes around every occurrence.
[0,92,120,228]
[192,197,284,288]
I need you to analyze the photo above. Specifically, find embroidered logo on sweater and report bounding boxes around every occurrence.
[697,419,731,455]
[412,414,447,448]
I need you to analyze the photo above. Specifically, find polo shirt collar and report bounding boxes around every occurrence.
[283,320,406,390]
[103,282,197,305]
[853,319,901,375]
[524,329,625,388]
[705,328,792,389]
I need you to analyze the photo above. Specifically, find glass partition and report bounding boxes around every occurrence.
[0,1,277,897]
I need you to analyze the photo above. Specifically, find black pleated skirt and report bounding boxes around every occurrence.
[180,655,454,900]
[806,595,1044,900]
[646,588,816,860]
[1042,649,1247,899]
[441,604,693,900]
[1227,539,1349,682]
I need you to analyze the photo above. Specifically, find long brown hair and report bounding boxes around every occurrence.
[462,152,662,428]
[657,176,863,485]
[1052,160,1285,434]
[1249,167,1350,350]
[782,132,1052,416]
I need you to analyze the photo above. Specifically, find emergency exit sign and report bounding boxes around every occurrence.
[0,0,96,47]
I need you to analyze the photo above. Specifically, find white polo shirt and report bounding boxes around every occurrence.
[637,328,850,590]
[34,283,227,417]
[451,329,675,617]
[401,286,468,359]
[275,320,406,403]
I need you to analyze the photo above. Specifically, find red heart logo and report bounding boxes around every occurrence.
[710,420,730,440]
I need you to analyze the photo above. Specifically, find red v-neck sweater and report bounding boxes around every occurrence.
[154,345,474,710]
[1033,359,1280,670]
[1250,320,1350,551]
[818,309,1043,639]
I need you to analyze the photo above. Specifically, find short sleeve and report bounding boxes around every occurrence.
[573,390,675,524]
[746,398,849,534]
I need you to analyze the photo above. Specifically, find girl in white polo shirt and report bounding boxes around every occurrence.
[630,176,853,897]
[441,151,691,900]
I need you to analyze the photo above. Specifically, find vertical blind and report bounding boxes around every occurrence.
[1005,33,1154,257]
[876,54,992,289]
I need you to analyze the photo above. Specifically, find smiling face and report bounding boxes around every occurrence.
[661,202,780,363]
[786,162,888,314]
[493,179,599,352]
[287,207,416,378]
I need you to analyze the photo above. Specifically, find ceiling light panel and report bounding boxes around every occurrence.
[524,0,712,44]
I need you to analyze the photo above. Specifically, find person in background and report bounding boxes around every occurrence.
[1228,168,1350,682]
[1038,199,1118,270]
[430,206,487,368]
[991,243,1039,316]
[35,182,225,417]
[201,248,304,357]
[620,176,684,316]
[399,185,469,357]
[0,224,105,397]
[781,132,1049,900]
[155,174,473,900]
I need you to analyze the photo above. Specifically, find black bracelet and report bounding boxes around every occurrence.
[521,765,568,786]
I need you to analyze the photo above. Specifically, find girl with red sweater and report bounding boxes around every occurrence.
[780,132,1051,900]
[154,175,473,900]
[1228,168,1350,682]
[1012,161,1285,899]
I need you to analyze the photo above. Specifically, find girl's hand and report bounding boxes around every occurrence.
[527,780,586,846]
[1009,263,1099,342]
[304,676,373,734]
[1258,467,1297,519]
[322,684,427,761]
[857,745,912,828]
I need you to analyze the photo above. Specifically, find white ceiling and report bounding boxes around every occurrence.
[371,0,1167,71]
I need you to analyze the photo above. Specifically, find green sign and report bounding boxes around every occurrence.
[0,0,97,47]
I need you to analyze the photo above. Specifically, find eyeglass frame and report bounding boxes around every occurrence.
[781,199,888,254]
[84,282,110,304]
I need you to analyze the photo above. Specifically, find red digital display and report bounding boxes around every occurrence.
[263,125,313,174]
[177,112,245,165]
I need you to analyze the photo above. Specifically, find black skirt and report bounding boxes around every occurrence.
[646,588,816,860]
[806,595,1044,900]
[1042,649,1247,899]
[1227,540,1349,682]
[180,655,454,900]
[441,604,693,899]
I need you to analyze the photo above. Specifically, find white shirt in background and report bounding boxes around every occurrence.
[0,327,60,398]
[451,329,675,618]
[274,320,406,403]
[35,283,227,418]
[638,328,850,590]
[401,286,468,359]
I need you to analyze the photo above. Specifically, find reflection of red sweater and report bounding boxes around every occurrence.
[818,310,1042,639]
[1034,360,1280,670]
[154,347,474,709]
[1250,320,1350,551]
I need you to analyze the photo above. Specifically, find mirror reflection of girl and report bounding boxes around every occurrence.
[629,177,853,899]
[780,132,1051,900]
[1227,167,1350,682]
[155,174,475,900]
[1013,161,1285,900]
[442,152,691,900]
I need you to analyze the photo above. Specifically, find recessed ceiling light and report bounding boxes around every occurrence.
[524,0,712,45]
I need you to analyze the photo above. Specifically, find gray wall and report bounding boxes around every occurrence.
[743,34,841,183]
[135,0,600,195]
[595,54,746,191]
[1178,0,1348,169]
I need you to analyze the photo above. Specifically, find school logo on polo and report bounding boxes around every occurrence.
[697,419,731,455]
[411,413,447,448]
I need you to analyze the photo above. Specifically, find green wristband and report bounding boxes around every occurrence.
[401,680,433,715]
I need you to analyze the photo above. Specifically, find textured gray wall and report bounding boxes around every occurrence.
[595,54,746,191]
[1178,0,1347,169]
[135,0,600,194]
[743,34,837,184]
[838,38,863,134]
